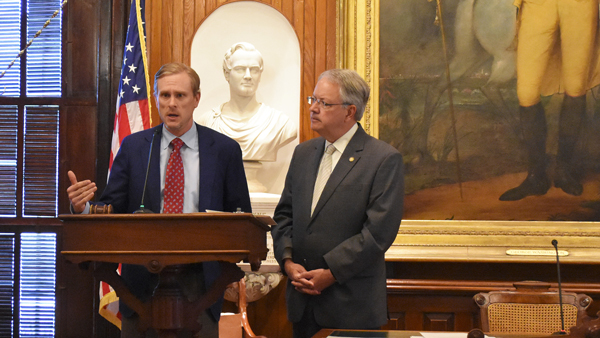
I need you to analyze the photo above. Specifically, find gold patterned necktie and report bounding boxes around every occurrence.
[163,138,184,213]
[311,144,336,215]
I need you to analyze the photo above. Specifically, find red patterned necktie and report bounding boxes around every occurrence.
[163,138,184,213]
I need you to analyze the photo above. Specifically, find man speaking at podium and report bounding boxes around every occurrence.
[272,69,404,338]
[67,62,251,338]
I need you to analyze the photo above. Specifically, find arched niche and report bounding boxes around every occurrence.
[190,1,300,194]
[145,0,339,144]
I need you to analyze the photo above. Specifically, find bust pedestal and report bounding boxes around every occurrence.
[226,193,283,305]
[246,192,280,272]
[243,161,267,193]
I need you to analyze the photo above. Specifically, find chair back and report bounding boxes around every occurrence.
[473,281,592,334]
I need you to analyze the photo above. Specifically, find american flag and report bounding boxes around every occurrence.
[109,0,152,170]
[101,0,151,329]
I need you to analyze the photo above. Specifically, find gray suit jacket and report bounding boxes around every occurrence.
[272,125,404,329]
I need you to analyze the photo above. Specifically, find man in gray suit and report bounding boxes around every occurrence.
[272,69,404,338]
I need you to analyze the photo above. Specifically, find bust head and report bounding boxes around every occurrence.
[223,42,264,98]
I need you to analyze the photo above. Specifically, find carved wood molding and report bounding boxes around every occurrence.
[337,0,379,137]
[387,220,600,264]
[386,279,600,295]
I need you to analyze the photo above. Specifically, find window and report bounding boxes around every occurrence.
[0,106,18,216]
[0,1,62,217]
[0,0,62,337]
[0,0,21,97]
[19,233,56,338]
[0,233,56,338]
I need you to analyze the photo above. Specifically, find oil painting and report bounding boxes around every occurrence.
[378,0,600,221]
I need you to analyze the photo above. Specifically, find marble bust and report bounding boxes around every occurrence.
[197,42,297,163]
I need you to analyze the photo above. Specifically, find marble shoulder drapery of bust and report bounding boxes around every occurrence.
[199,103,296,162]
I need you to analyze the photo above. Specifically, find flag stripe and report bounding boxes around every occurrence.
[125,99,148,133]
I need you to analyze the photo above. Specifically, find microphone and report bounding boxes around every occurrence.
[134,128,159,214]
[552,239,567,335]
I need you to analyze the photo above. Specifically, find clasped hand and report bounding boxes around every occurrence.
[284,260,336,295]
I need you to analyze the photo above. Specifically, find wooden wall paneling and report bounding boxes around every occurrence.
[57,106,98,337]
[162,0,174,64]
[381,312,406,330]
[96,0,124,195]
[206,0,218,14]
[272,0,282,11]
[60,0,103,315]
[64,1,99,100]
[172,0,185,62]
[424,313,454,332]
[389,261,600,285]
[326,0,337,70]
[183,0,196,66]
[293,0,305,34]
[315,0,327,76]
[300,0,316,142]
[386,292,480,332]
[405,310,425,331]
[455,310,478,332]
[384,260,600,332]
[281,0,294,21]
[194,0,207,30]
[61,0,101,211]
[110,0,128,135]
[148,0,163,126]
[146,0,153,70]
[313,0,330,141]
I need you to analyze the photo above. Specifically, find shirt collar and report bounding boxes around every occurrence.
[161,124,198,151]
[326,122,358,154]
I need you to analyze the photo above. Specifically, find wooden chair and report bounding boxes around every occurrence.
[220,277,266,338]
[473,281,592,335]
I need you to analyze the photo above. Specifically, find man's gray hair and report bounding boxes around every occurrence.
[319,69,370,121]
[223,42,264,74]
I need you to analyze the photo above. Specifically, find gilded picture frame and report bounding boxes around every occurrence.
[337,0,600,264]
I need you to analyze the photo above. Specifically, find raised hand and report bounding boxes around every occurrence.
[66,170,97,213]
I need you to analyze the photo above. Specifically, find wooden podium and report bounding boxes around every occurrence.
[60,213,274,337]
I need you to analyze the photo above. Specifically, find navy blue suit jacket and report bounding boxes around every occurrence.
[99,123,251,320]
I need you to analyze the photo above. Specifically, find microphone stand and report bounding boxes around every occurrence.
[134,129,159,214]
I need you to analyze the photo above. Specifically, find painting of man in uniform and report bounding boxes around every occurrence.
[379,0,600,221]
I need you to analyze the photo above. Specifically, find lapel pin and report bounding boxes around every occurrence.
[349,157,355,162]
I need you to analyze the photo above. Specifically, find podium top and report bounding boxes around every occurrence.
[60,212,274,230]
[60,212,274,272]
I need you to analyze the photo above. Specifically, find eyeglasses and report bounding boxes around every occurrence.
[307,96,349,108]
